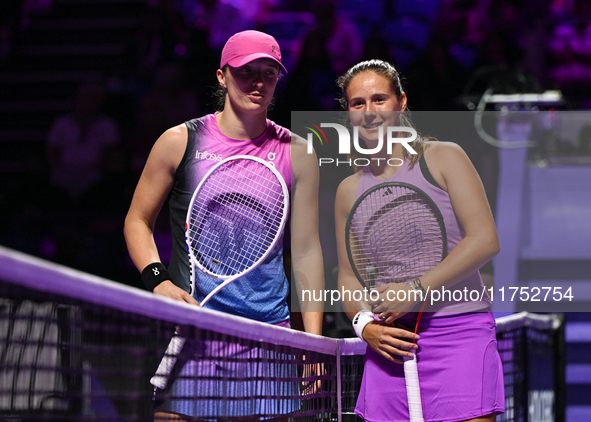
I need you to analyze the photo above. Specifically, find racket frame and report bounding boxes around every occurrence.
[344,181,447,291]
[185,154,289,305]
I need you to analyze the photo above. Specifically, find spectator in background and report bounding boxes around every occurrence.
[21,0,53,29]
[275,0,361,121]
[46,80,120,204]
[405,35,468,110]
[322,9,362,76]
[434,0,483,71]
[130,8,168,76]
[546,0,591,106]
[549,20,591,105]
[134,63,200,169]
[474,28,522,70]
[187,0,247,52]
[226,0,280,28]
[0,0,21,62]
[43,80,131,282]
[361,28,394,64]
[129,1,194,80]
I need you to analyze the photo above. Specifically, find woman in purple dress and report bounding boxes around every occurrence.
[335,59,504,422]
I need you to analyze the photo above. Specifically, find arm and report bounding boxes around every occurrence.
[372,142,500,322]
[290,136,324,335]
[335,174,418,363]
[124,124,199,305]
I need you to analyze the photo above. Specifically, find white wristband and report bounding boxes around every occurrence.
[352,311,375,340]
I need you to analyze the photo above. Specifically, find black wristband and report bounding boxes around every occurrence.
[141,262,171,292]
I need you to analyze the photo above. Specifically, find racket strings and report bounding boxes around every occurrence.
[194,202,268,268]
[348,184,445,288]
[190,204,277,275]
[190,196,280,268]
[188,160,286,278]
[218,162,286,209]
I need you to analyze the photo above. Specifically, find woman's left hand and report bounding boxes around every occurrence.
[368,283,420,325]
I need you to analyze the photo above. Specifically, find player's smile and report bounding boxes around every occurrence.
[362,121,385,130]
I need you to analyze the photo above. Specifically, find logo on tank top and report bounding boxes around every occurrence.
[267,152,276,167]
[195,150,223,162]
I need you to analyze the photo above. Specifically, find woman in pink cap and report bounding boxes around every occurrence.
[124,30,324,421]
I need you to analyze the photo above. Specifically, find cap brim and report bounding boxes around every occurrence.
[226,53,287,73]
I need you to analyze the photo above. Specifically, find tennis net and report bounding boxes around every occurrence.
[495,311,565,422]
[0,246,564,421]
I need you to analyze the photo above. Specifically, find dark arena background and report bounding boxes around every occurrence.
[0,0,590,421]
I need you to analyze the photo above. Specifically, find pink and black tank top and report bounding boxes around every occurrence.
[167,113,292,323]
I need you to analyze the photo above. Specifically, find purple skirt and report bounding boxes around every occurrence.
[355,311,505,422]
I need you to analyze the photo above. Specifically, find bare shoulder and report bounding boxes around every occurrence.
[290,132,318,176]
[290,132,310,157]
[156,123,188,151]
[423,140,467,160]
[150,123,188,170]
[335,172,361,213]
[337,172,361,193]
[423,141,476,191]
[424,141,473,172]
[290,132,307,145]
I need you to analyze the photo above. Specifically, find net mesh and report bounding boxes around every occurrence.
[495,312,565,422]
[0,246,564,421]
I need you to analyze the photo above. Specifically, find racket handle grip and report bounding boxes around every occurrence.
[150,335,186,389]
[403,350,424,422]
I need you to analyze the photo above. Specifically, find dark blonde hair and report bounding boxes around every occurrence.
[337,59,428,170]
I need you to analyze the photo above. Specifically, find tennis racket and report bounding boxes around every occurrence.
[345,181,447,422]
[151,155,289,389]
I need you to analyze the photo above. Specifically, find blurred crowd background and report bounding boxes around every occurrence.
[0,0,590,293]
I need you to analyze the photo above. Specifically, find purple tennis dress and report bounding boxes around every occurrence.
[354,156,505,422]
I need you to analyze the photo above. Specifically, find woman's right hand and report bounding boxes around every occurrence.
[362,321,419,364]
[153,280,200,305]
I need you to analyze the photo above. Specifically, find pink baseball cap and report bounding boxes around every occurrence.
[220,30,287,73]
